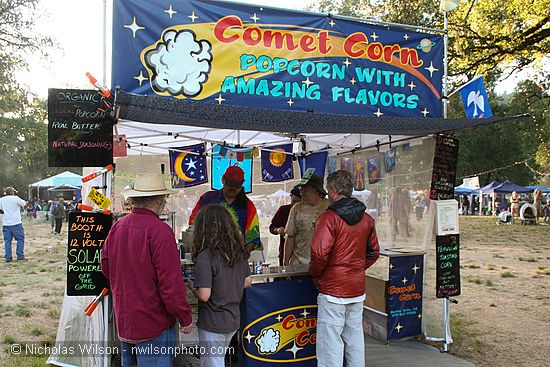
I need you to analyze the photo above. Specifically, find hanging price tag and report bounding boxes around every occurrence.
[88,187,112,210]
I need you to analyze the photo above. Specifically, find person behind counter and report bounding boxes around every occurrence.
[187,205,252,367]
[309,170,380,367]
[101,174,193,367]
[283,172,329,265]
[269,187,302,266]
[189,166,261,253]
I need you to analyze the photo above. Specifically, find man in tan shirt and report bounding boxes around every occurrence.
[284,172,329,265]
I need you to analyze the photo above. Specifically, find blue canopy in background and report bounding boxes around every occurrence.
[479,181,501,194]
[490,180,531,194]
[454,184,477,195]
[525,185,550,194]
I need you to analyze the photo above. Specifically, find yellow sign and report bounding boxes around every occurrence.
[88,188,111,210]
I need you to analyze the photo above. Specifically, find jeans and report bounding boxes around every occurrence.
[3,224,25,261]
[120,326,176,367]
[316,294,365,367]
[54,218,63,234]
[198,328,237,367]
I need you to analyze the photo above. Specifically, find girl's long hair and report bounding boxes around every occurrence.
[191,205,246,267]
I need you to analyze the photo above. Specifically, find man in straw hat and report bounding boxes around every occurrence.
[189,165,261,252]
[101,174,193,367]
[0,186,27,262]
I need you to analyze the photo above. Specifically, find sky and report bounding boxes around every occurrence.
[19,0,312,98]
[19,0,535,99]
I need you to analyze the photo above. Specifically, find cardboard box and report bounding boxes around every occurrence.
[365,275,387,313]
[363,306,387,341]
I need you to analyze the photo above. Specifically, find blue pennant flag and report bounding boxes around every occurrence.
[367,155,381,184]
[261,144,294,182]
[298,151,328,179]
[169,143,207,188]
[459,76,493,118]
[211,146,253,193]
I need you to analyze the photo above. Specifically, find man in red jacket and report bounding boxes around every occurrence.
[102,174,193,367]
[309,170,379,367]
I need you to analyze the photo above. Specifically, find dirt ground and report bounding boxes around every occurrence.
[0,216,549,366]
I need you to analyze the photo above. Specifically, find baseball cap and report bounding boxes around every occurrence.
[223,166,245,188]
[290,187,302,199]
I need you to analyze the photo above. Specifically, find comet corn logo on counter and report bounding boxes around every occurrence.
[240,278,318,365]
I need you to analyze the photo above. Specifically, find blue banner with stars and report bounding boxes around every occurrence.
[240,278,318,366]
[169,143,207,188]
[112,0,443,118]
[387,254,424,340]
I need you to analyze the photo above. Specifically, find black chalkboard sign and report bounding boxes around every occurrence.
[430,136,459,200]
[435,234,461,298]
[48,88,113,167]
[67,211,112,296]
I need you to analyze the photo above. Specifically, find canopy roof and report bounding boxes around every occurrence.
[116,92,526,156]
[454,184,477,195]
[525,185,550,194]
[489,180,531,194]
[29,171,82,188]
[479,181,502,194]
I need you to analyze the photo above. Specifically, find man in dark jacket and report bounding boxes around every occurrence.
[269,187,302,266]
[309,170,379,367]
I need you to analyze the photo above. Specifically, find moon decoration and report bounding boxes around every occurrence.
[174,151,194,182]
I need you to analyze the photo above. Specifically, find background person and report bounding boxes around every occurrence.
[189,166,261,253]
[52,198,66,234]
[0,186,27,262]
[309,170,380,367]
[187,205,252,367]
[283,173,329,266]
[269,187,302,266]
[510,191,520,218]
[101,174,193,367]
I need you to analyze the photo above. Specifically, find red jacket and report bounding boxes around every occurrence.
[309,198,380,298]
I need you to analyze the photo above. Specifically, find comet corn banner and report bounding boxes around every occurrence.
[240,279,318,366]
[112,0,443,118]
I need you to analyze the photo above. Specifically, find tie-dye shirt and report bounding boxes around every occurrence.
[189,189,261,250]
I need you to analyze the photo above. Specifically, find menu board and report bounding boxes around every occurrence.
[67,212,112,296]
[430,136,459,200]
[435,234,461,298]
[48,88,113,167]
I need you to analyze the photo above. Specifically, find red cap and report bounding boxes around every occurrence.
[223,166,244,187]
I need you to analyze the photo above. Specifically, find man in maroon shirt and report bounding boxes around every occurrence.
[269,187,302,266]
[101,174,193,367]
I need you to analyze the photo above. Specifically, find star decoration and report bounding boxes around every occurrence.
[412,264,420,274]
[133,71,148,86]
[250,13,260,23]
[402,276,408,284]
[425,61,439,77]
[408,81,416,90]
[371,32,379,41]
[300,309,310,318]
[374,108,383,117]
[287,98,294,106]
[244,331,255,343]
[329,19,335,27]
[421,108,429,117]
[215,94,225,105]
[124,17,145,38]
[164,5,177,18]
[286,341,303,359]
[403,34,410,40]
[302,77,314,87]
[200,175,205,180]
[350,78,357,85]
[185,158,197,171]
[389,263,394,270]
[275,314,283,322]
[417,313,422,319]
[343,58,351,67]
[188,11,199,22]
[395,323,403,333]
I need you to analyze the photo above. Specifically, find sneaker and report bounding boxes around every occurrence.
[17,258,27,261]
[5,259,12,263]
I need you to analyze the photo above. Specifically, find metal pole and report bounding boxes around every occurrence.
[102,0,107,85]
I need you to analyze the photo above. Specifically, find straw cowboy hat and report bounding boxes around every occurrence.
[122,174,177,198]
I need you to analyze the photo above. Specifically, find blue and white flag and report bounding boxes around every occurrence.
[459,76,493,118]
[261,144,294,182]
[211,146,253,193]
[169,143,207,188]
[298,151,328,179]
